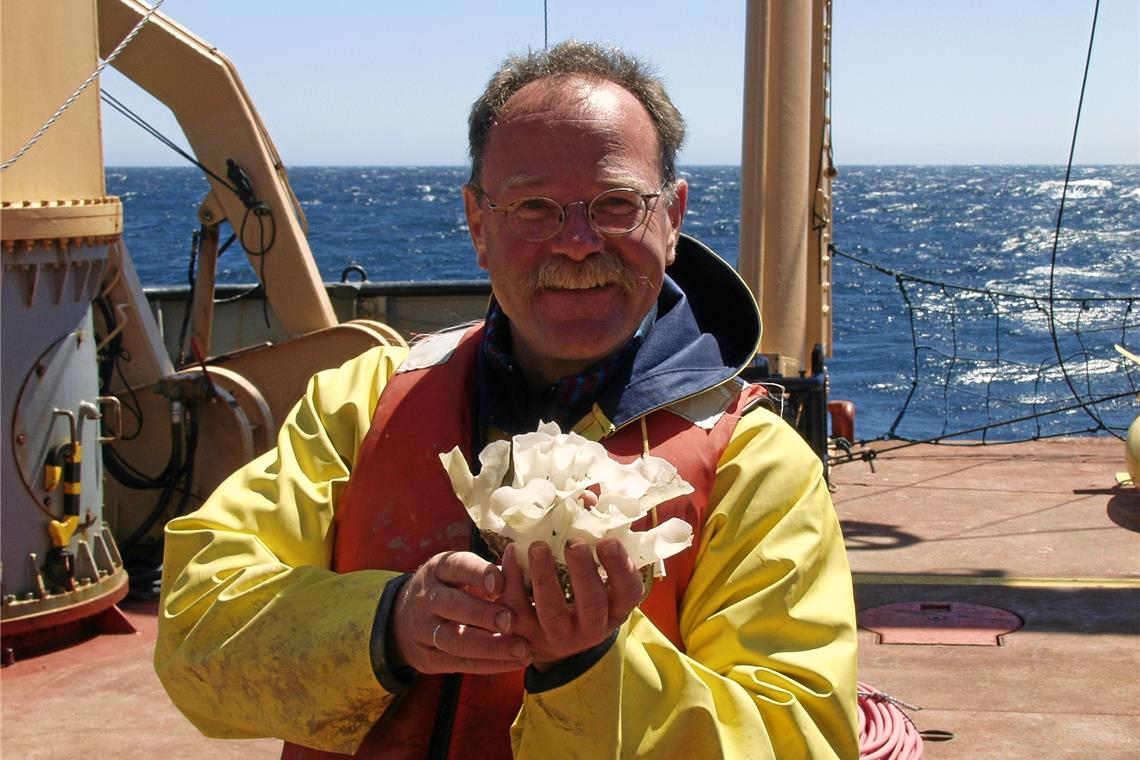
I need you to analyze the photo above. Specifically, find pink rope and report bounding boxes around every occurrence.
[857,682,924,759]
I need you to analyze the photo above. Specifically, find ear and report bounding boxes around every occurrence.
[665,178,688,265]
[463,184,490,269]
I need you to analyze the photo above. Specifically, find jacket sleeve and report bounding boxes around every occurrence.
[154,346,408,755]
[510,408,860,759]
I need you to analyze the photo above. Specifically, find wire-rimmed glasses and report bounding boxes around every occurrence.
[473,184,667,241]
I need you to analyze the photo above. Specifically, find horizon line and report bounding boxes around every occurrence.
[105,162,1140,170]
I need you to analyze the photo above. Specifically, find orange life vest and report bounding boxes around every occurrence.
[283,326,762,759]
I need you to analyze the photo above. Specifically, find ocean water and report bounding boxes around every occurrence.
[105,165,1139,442]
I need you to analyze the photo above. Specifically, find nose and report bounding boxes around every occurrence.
[551,201,603,260]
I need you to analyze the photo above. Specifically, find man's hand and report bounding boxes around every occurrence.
[501,538,644,671]
[392,551,532,675]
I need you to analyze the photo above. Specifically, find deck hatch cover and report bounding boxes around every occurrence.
[859,601,1023,645]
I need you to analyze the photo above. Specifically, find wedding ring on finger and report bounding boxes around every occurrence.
[432,623,444,649]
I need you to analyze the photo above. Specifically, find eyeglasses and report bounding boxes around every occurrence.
[474,184,667,241]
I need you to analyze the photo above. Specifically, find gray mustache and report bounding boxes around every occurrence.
[529,253,642,295]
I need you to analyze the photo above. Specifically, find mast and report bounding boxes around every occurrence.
[739,0,834,376]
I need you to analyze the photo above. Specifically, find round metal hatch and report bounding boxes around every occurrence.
[859,601,1023,645]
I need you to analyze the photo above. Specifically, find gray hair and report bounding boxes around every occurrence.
[467,40,687,188]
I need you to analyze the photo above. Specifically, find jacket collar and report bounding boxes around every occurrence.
[478,234,761,435]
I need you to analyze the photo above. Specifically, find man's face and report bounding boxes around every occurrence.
[464,77,687,386]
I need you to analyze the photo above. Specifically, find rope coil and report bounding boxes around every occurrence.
[857,682,924,759]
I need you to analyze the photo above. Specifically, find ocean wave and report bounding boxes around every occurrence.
[698,181,738,193]
[999,226,1093,254]
[1021,263,1107,281]
[949,357,1123,388]
[1030,178,1112,199]
[867,381,908,392]
[942,297,1134,347]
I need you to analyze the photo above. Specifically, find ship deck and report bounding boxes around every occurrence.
[2,437,1138,759]
[837,437,1139,759]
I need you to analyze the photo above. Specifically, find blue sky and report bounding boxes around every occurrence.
[100,0,1139,166]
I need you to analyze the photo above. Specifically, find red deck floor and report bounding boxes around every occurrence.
[2,437,1137,758]
[835,437,1140,760]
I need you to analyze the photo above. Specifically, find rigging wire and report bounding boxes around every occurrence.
[834,245,1132,303]
[1046,0,1114,437]
[544,0,549,49]
[101,90,278,322]
[0,0,167,172]
[100,90,243,197]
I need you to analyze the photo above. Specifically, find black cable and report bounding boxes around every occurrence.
[96,308,164,489]
[175,230,201,367]
[223,156,278,326]
[102,90,280,290]
[1045,0,1115,438]
[209,233,268,306]
[104,403,182,494]
[831,245,1133,303]
[120,402,197,551]
[95,296,195,510]
[110,354,146,441]
[101,90,242,196]
[238,202,276,327]
[94,295,120,393]
[831,388,1135,464]
[124,406,201,599]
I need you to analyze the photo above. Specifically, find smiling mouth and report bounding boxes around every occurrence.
[531,255,638,295]
[546,278,617,291]
[538,267,617,290]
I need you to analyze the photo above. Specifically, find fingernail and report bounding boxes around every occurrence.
[531,543,550,560]
[484,573,497,594]
[512,642,528,659]
[495,610,511,633]
[601,541,621,557]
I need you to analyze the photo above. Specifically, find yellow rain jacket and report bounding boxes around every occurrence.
[156,237,859,758]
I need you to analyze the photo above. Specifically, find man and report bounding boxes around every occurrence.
[155,41,859,759]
